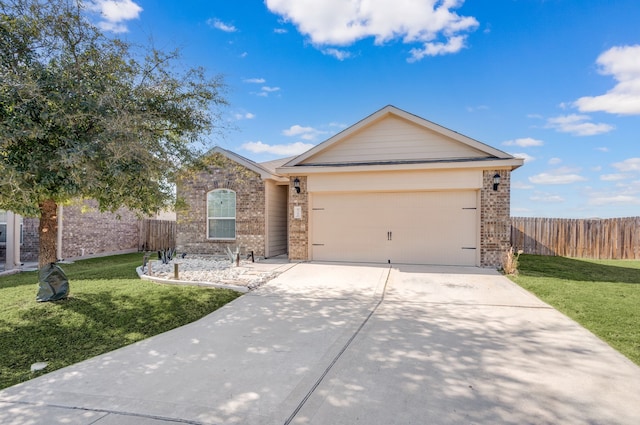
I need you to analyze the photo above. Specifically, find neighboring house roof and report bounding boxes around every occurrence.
[206,146,289,182]
[278,105,523,174]
[259,156,296,175]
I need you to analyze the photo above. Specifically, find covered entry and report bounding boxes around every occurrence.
[310,190,478,266]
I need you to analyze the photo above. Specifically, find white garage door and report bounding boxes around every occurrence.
[311,191,478,266]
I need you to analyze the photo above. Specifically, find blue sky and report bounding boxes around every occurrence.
[86,0,640,218]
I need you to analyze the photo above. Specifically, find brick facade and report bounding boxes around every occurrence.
[60,200,140,259]
[177,153,267,257]
[21,218,39,261]
[1,201,141,263]
[284,171,512,268]
[287,176,308,261]
[480,170,512,267]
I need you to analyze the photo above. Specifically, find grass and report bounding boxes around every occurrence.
[509,255,640,366]
[0,253,242,390]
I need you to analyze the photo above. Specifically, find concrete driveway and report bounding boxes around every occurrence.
[1,263,639,424]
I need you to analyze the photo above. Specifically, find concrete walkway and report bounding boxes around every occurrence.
[1,263,639,424]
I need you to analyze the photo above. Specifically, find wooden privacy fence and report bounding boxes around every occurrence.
[139,219,176,251]
[511,217,640,260]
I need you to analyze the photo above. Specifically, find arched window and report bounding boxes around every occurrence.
[207,189,236,239]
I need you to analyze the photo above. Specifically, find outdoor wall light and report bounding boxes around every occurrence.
[493,173,501,191]
[293,178,301,194]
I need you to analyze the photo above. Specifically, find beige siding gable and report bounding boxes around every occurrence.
[300,115,490,165]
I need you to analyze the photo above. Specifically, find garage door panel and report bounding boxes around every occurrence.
[311,191,478,266]
[312,195,387,263]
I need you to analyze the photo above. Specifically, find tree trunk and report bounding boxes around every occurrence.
[38,199,58,268]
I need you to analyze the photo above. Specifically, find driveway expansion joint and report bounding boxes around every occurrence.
[283,266,393,425]
[2,400,207,425]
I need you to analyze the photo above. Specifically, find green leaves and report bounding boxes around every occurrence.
[0,0,227,218]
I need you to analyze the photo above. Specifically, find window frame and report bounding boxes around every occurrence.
[206,189,237,240]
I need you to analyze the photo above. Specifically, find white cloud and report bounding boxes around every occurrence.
[408,35,467,62]
[264,0,478,61]
[87,0,142,33]
[502,137,544,147]
[589,195,640,206]
[253,86,281,97]
[529,167,587,185]
[274,28,288,34]
[234,112,255,120]
[244,78,266,84]
[548,157,562,165]
[322,48,352,60]
[207,18,237,32]
[512,153,535,162]
[600,173,628,181]
[596,147,610,152]
[283,125,313,136]
[555,166,582,174]
[512,181,534,190]
[545,114,614,136]
[529,173,586,185]
[530,193,565,203]
[282,125,327,140]
[574,45,640,115]
[612,157,640,172]
[241,141,314,156]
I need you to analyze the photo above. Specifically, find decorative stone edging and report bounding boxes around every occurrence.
[136,266,250,293]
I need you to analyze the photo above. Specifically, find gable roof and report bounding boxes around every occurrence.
[278,105,523,173]
[206,147,288,182]
[259,156,296,175]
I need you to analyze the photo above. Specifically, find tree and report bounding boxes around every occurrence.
[0,0,227,268]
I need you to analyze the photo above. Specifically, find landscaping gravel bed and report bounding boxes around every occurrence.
[144,256,280,290]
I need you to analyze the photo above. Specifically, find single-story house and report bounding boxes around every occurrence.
[177,105,524,267]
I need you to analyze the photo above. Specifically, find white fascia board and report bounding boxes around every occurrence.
[277,158,524,175]
[209,146,288,182]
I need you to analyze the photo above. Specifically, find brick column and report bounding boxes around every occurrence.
[288,176,309,261]
[480,170,511,267]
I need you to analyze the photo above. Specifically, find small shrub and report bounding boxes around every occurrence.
[502,246,522,275]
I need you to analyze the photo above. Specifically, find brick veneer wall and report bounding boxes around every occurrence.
[176,153,267,257]
[2,202,140,263]
[61,200,140,259]
[480,170,511,267]
[287,176,308,261]
[20,218,39,262]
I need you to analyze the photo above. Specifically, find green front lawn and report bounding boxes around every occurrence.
[510,255,640,366]
[0,253,241,390]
